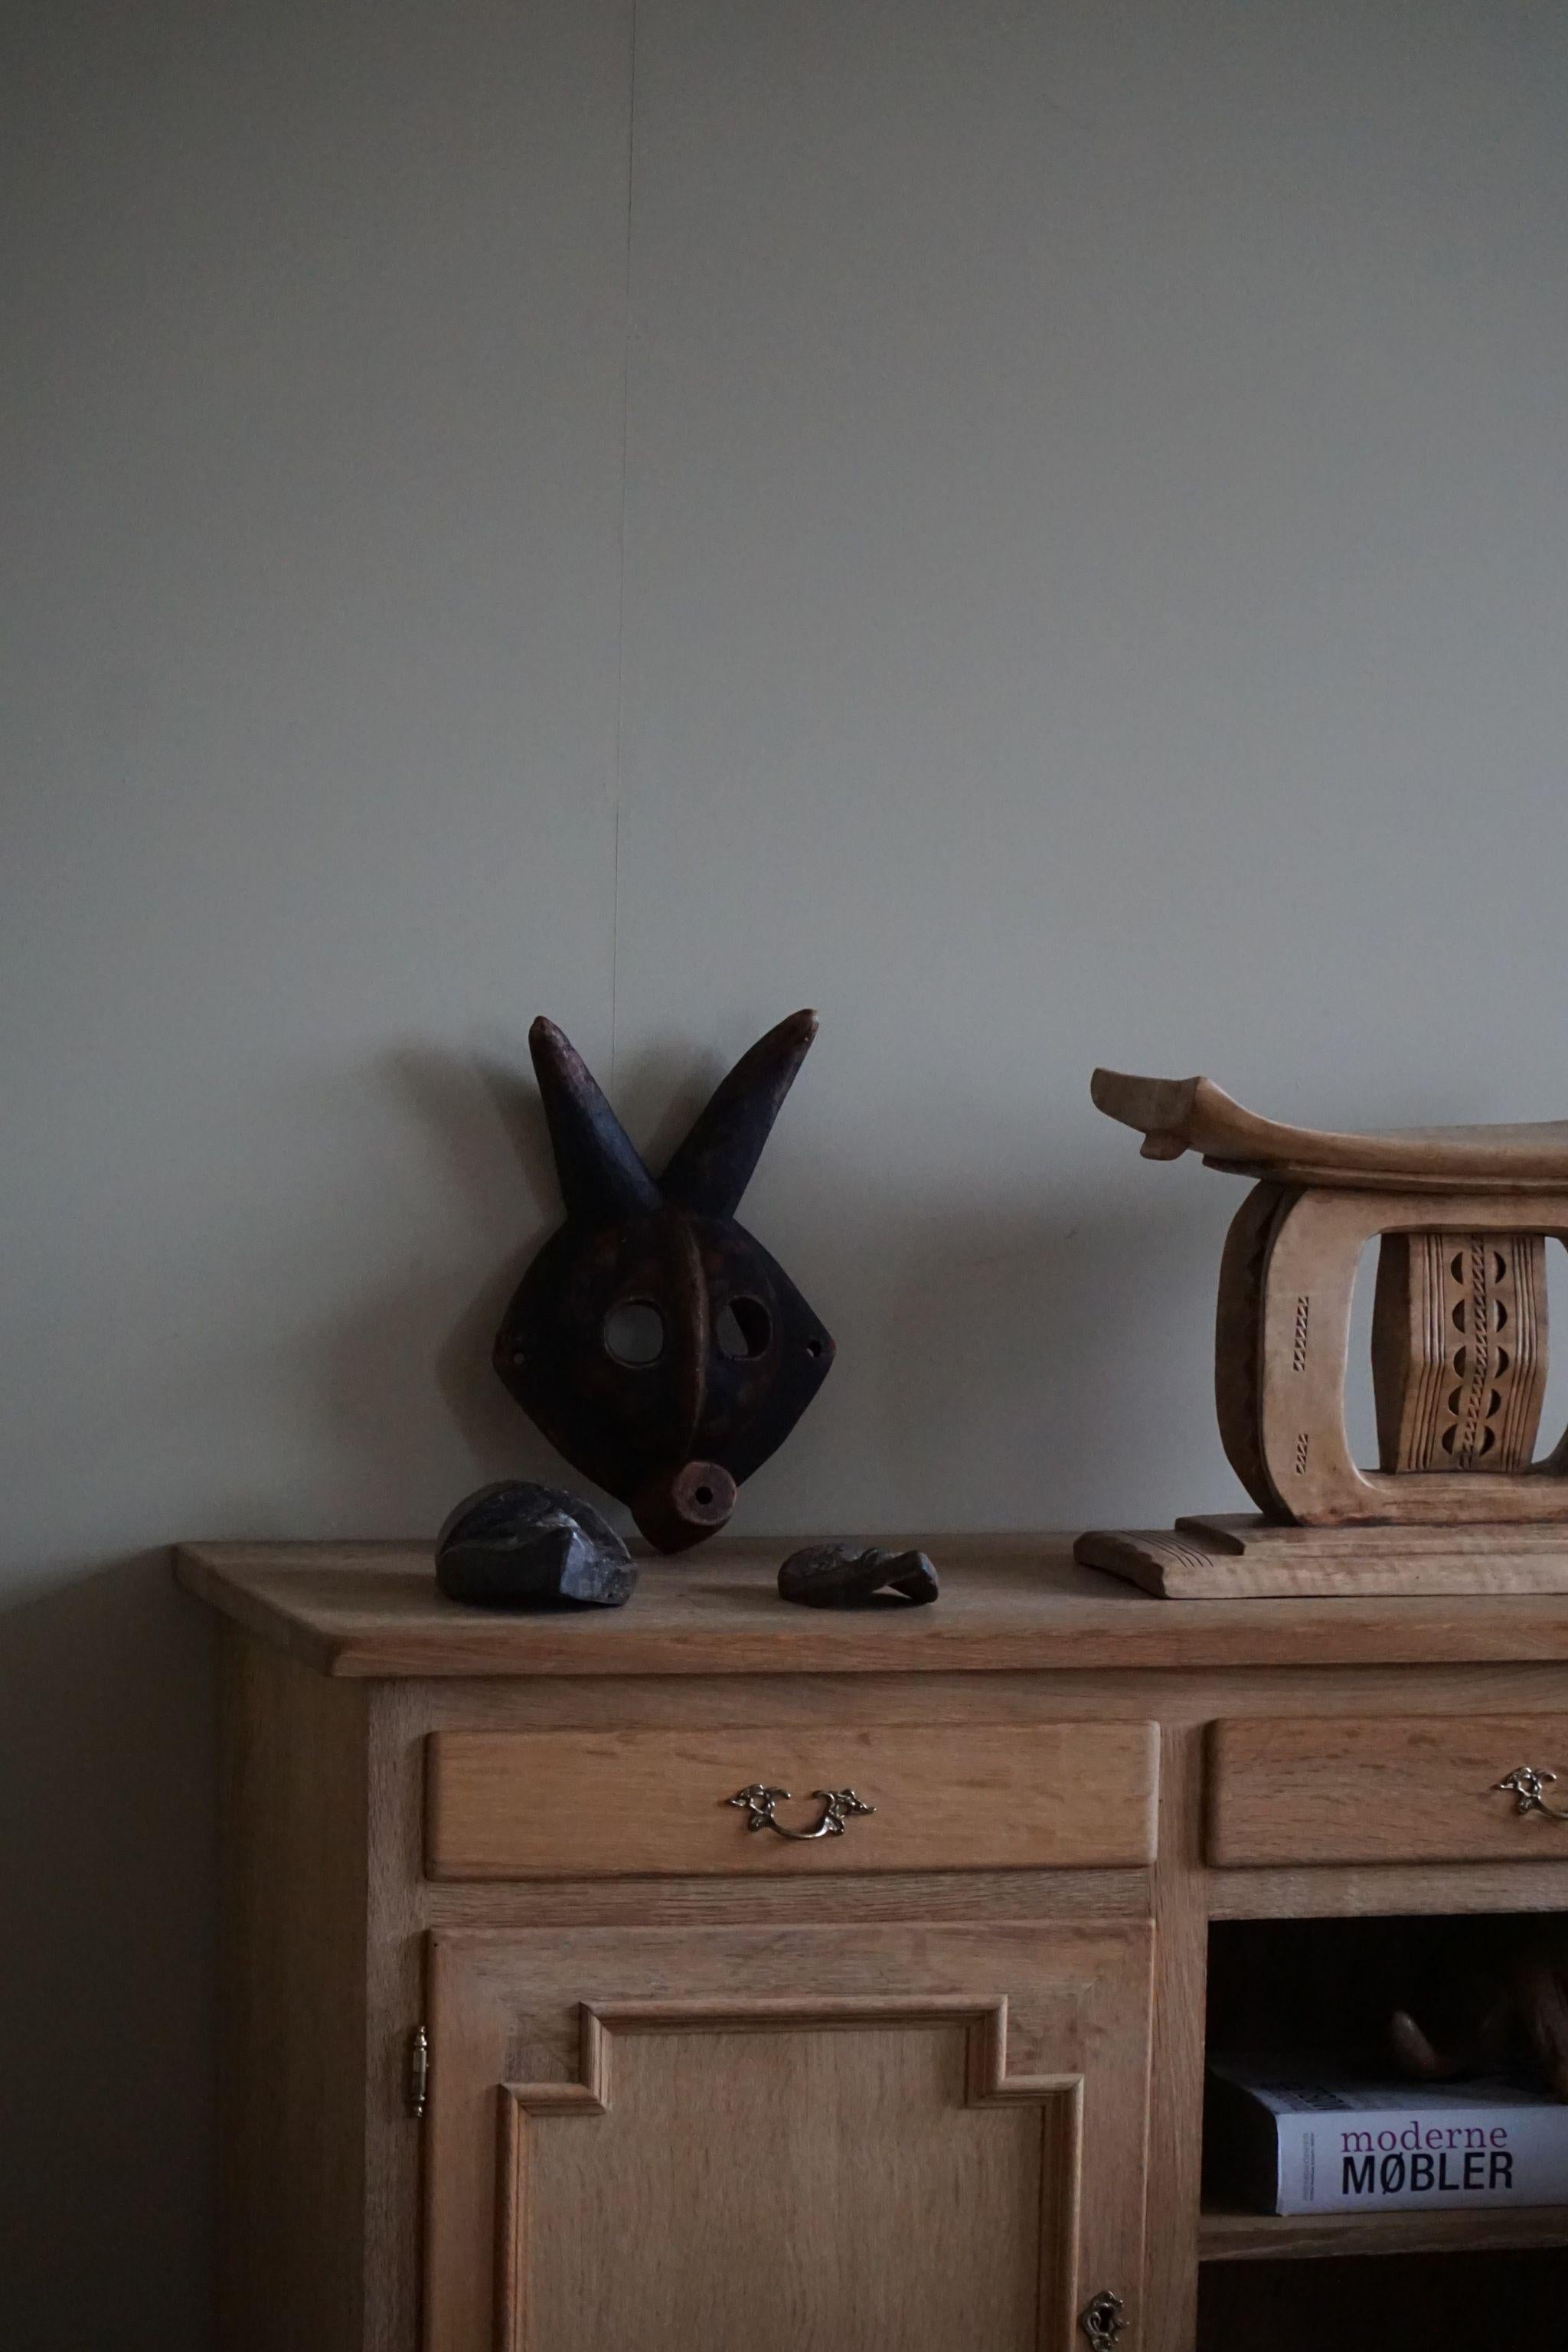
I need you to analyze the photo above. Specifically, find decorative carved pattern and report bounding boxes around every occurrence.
[498,1995,1083,2121]
[1228,1188,1568,1526]
[1373,1232,1548,1475]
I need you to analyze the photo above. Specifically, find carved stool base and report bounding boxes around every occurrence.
[1075,1515,1568,1600]
[1217,1184,1568,1527]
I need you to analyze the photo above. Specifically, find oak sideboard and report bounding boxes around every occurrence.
[176,1537,1568,2351]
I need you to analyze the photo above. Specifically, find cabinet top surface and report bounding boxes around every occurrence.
[172,1537,1568,1680]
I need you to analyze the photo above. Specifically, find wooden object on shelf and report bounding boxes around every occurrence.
[1087,1072,1568,1191]
[179,1539,1568,2352]
[1209,1186,1568,1529]
[776,1540,939,1606]
[494,1012,834,1552]
[1082,1072,1568,1597]
[1078,1516,1568,1600]
[1371,1233,1548,1475]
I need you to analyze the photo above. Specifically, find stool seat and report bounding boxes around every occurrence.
[1092,1070,1568,1193]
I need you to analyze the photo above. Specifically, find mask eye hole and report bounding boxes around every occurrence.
[716,1295,773,1361]
[603,1299,666,1367]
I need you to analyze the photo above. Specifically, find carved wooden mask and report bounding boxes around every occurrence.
[495,1011,835,1551]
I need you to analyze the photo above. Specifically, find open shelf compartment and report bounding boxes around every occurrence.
[1196,1912,1568,2347]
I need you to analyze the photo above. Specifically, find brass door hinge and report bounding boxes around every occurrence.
[406,2024,429,2120]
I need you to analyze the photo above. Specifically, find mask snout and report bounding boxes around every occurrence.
[631,1460,737,1553]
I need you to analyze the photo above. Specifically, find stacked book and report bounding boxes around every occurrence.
[1207,2059,1568,2214]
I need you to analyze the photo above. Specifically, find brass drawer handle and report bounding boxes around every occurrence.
[727,1784,875,1841]
[1496,1766,1568,1820]
[1080,2289,1128,2347]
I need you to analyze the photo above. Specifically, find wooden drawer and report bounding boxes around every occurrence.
[425,1721,1158,1879]
[1208,1715,1568,1866]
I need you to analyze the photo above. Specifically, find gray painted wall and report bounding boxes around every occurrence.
[4,2,1566,2337]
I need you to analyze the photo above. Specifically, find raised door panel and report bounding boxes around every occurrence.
[424,1919,1153,2352]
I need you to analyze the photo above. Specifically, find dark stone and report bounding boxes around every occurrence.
[435,1481,636,1609]
[777,1543,939,1609]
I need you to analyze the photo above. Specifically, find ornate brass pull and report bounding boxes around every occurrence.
[1495,1766,1568,1821]
[1080,2289,1128,2347]
[727,1784,875,1841]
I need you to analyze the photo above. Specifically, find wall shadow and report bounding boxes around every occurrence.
[0,1552,216,2350]
[311,1043,577,1512]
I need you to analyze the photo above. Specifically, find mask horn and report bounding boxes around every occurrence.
[658,1009,818,1217]
[529,1018,661,1221]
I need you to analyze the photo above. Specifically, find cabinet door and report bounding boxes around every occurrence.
[423,1918,1152,2352]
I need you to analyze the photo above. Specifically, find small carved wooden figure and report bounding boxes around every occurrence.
[1390,1919,1568,2103]
[495,1012,835,1552]
[778,1544,939,1608]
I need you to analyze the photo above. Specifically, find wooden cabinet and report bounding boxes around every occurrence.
[426,1919,1151,2352]
[180,1536,1568,2352]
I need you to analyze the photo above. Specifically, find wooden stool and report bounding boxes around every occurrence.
[1077,1072,1568,1597]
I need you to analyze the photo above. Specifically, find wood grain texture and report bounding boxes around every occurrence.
[174,1540,1568,1672]
[1142,1721,1209,2352]
[1090,1069,1568,1191]
[425,1721,1157,1879]
[1207,1713,1568,1865]
[1207,1856,1568,1919]
[216,1628,370,2352]
[1212,1180,1296,1518]
[1245,1187,1568,1527]
[1188,1514,1568,1557]
[396,1654,1568,1729]
[423,1865,1155,1929]
[423,1929,1147,2352]
[1079,1518,1568,1598]
[188,1557,1568,2352]
[425,1920,1152,2352]
[364,1686,424,2352]
[498,2005,1078,2352]
[1199,2197,1568,2262]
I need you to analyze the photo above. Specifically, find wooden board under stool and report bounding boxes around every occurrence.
[1075,1515,1568,1599]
